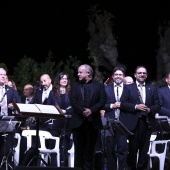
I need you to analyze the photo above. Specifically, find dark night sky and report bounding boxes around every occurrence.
[0,1,170,81]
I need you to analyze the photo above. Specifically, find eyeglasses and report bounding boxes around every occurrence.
[136,72,147,75]
[114,73,124,76]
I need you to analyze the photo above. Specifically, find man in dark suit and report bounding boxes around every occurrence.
[33,74,52,104]
[32,74,52,128]
[120,65,160,170]
[103,67,128,170]
[70,64,106,170]
[158,72,170,117]
[0,68,21,169]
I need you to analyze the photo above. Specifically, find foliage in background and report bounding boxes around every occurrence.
[87,5,126,82]
[0,52,81,96]
[156,22,170,81]
[0,63,8,73]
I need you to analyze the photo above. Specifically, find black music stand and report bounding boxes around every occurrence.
[154,115,170,140]
[109,119,133,136]
[0,120,19,170]
[13,101,65,166]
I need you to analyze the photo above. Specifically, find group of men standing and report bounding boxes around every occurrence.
[1,63,170,170]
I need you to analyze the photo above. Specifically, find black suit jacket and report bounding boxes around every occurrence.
[69,80,107,130]
[104,83,126,121]
[120,83,160,132]
[3,85,21,115]
[32,88,43,104]
[158,85,170,117]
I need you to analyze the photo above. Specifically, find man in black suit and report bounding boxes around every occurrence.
[32,74,53,128]
[69,64,106,170]
[0,68,21,169]
[158,72,170,117]
[33,74,52,104]
[120,65,160,170]
[103,67,128,170]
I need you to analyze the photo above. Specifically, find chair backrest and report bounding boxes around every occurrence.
[67,133,74,167]
[38,130,60,151]
[22,130,37,150]
[14,133,21,166]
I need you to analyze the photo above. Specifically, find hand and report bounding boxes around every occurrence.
[83,108,92,117]
[111,102,121,109]
[61,109,66,114]
[136,104,150,112]
[100,110,105,117]
[8,103,14,109]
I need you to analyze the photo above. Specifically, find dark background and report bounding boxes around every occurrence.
[0,1,170,81]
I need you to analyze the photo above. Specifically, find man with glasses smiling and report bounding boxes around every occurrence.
[120,65,160,170]
[103,67,128,170]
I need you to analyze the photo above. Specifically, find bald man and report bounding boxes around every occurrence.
[33,74,52,104]
[124,76,134,84]
[22,84,34,104]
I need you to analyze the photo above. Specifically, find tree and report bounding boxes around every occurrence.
[0,63,8,73]
[87,5,126,82]
[156,22,170,81]
[13,55,40,94]
[13,52,81,96]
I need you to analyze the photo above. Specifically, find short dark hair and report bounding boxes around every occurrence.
[135,65,147,73]
[113,67,125,75]
[165,71,170,78]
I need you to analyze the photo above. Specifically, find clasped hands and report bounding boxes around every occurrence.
[136,104,150,113]
[83,107,92,118]
[111,102,121,109]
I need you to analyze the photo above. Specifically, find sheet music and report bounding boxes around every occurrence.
[13,102,64,118]
[16,103,41,113]
[34,104,60,114]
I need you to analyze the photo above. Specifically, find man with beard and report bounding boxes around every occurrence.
[103,67,128,170]
[70,64,106,170]
[120,65,160,170]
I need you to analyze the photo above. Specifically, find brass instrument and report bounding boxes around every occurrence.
[104,76,113,85]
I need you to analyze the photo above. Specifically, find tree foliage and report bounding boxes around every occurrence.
[156,22,170,81]
[11,52,80,96]
[87,5,126,82]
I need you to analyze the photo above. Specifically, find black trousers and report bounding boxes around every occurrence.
[0,132,15,168]
[72,122,99,170]
[105,132,128,170]
[127,117,151,170]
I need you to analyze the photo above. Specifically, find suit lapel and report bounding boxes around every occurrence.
[145,84,150,104]
[165,86,170,98]
[110,84,116,101]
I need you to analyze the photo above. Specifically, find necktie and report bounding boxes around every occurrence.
[138,84,144,104]
[0,87,3,102]
[115,85,120,120]
[0,87,7,115]
[116,86,120,102]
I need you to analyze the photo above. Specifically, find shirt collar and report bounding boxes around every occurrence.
[136,81,145,87]
[114,83,123,87]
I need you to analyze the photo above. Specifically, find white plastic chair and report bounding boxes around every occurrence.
[147,133,157,168]
[13,133,21,166]
[67,133,74,167]
[21,130,60,166]
[148,139,170,170]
